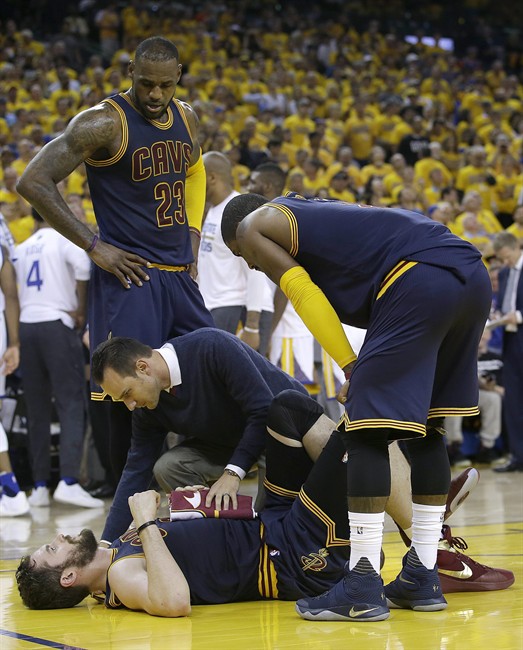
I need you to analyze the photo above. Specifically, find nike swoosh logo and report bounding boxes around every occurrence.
[399,573,416,585]
[439,563,473,579]
[183,492,202,508]
[349,606,380,618]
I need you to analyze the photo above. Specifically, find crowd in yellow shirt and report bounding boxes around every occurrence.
[0,2,522,261]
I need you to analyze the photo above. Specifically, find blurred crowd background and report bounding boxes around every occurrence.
[0,0,522,488]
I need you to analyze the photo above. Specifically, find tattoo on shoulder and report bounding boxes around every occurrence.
[68,106,119,157]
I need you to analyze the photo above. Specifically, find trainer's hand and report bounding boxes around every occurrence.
[205,473,240,511]
[90,240,150,288]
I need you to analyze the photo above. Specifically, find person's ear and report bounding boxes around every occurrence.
[136,359,149,375]
[60,569,78,588]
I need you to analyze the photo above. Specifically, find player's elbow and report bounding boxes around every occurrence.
[147,595,191,618]
[15,175,30,201]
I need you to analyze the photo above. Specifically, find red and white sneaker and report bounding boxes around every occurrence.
[444,467,479,521]
[437,525,515,593]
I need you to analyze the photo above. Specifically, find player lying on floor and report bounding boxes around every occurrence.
[16,391,514,618]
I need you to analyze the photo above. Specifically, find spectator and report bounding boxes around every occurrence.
[14,209,102,508]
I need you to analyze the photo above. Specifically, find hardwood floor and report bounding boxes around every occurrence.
[1,466,522,650]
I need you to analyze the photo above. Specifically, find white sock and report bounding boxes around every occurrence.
[348,511,385,573]
[410,503,445,569]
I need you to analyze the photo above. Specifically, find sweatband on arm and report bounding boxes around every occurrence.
[280,266,357,368]
[185,152,206,232]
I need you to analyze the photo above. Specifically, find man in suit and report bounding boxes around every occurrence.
[91,329,308,543]
[492,232,523,472]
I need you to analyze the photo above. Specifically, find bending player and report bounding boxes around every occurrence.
[16,391,513,618]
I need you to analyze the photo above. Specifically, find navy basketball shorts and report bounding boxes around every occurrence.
[342,260,492,440]
[261,432,350,599]
[88,265,214,396]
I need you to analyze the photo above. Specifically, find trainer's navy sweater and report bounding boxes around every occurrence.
[102,328,306,541]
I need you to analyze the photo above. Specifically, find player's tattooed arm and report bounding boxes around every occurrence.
[16,104,119,250]
[17,105,150,287]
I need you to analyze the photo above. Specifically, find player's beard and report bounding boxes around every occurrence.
[133,90,170,120]
[65,529,99,568]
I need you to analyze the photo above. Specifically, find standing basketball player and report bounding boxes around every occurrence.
[17,37,214,480]
[221,192,492,621]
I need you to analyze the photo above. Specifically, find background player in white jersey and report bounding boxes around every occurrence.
[14,209,102,509]
[199,152,273,352]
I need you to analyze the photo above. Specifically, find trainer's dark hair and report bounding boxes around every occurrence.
[91,337,153,386]
[252,162,287,197]
[221,193,267,243]
[135,37,179,64]
[16,555,89,610]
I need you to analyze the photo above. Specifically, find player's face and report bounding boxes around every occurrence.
[101,364,162,411]
[130,58,182,120]
[32,529,98,570]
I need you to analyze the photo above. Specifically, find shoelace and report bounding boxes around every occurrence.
[446,532,468,552]
[442,531,488,570]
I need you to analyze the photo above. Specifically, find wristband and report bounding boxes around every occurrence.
[136,520,158,535]
[243,327,259,334]
[224,468,241,479]
[85,234,99,253]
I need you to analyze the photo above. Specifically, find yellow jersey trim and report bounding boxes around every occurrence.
[299,488,349,547]
[172,99,193,143]
[85,98,128,167]
[377,260,418,300]
[147,263,189,272]
[265,202,298,256]
[119,92,174,130]
[91,390,108,401]
[428,406,480,418]
[339,412,427,436]
[258,523,279,599]
[263,477,299,499]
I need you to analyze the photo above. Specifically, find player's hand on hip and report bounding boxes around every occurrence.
[205,473,240,511]
[337,360,356,404]
[188,261,198,281]
[90,240,151,288]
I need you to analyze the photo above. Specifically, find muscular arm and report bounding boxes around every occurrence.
[236,208,356,370]
[109,491,191,617]
[17,105,150,288]
[17,105,116,250]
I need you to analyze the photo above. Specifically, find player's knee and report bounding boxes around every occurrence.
[266,390,324,447]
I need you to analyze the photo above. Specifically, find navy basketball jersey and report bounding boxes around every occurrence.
[85,93,194,265]
[105,518,262,607]
[271,194,482,328]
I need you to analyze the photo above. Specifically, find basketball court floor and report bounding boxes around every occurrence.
[1,467,521,650]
